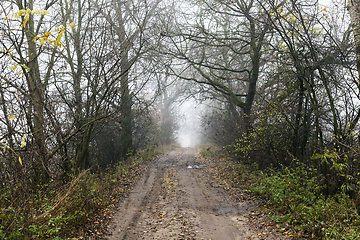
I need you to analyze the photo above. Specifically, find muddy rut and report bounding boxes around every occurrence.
[107,148,286,240]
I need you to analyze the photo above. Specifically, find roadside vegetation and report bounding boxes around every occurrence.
[0,144,176,239]
[200,145,360,239]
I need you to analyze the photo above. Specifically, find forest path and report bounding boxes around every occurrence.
[107,148,286,240]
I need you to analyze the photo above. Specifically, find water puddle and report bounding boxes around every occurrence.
[187,165,205,169]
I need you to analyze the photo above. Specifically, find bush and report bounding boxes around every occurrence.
[250,160,360,239]
[228,125,292,169]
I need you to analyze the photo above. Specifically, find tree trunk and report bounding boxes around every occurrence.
[292,76,305,159]
[348,0,360,80]
[25,1,49,182]
[115,1,134,158]
[120,47,133,158]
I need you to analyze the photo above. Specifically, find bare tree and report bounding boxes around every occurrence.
[162,0,271,133]
[348,0,360,79]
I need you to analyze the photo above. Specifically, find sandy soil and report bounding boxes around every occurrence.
[107,148,287,240]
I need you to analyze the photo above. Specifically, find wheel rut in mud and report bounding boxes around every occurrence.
[107,148,286,240]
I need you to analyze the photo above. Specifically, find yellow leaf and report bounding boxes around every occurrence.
[70,22,75,28]
[30,9,49,16]
[21,137,25,148]
[56,25,65,32]
[42,32,51,38]
[11,65,17,70]
[9,115,15,121]
[15,9,26,18]
[324,8,327,12]
[19,156,22,165]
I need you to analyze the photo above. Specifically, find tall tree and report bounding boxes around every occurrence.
[348,0,360,79]
[99,0,162,157]
[164,0,271,133]
[0,0,63,182]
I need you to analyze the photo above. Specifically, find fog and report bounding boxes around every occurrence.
[176,100,202,148]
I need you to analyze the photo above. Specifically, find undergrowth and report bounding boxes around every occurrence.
[250,161,360,239]
[0,144,174,239]
[199,144,360,240]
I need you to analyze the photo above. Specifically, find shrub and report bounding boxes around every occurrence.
[250,161,360,239]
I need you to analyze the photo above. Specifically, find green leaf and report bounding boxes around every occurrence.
[21,64,31,71]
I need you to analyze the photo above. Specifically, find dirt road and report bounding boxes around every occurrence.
[107,148,286,240]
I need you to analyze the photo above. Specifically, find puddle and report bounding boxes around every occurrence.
[187,165,205,169]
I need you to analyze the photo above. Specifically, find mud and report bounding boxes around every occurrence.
[107,148,286,240]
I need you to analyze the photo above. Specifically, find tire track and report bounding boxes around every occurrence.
[108,164,165,240]
[107,148,287,240]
